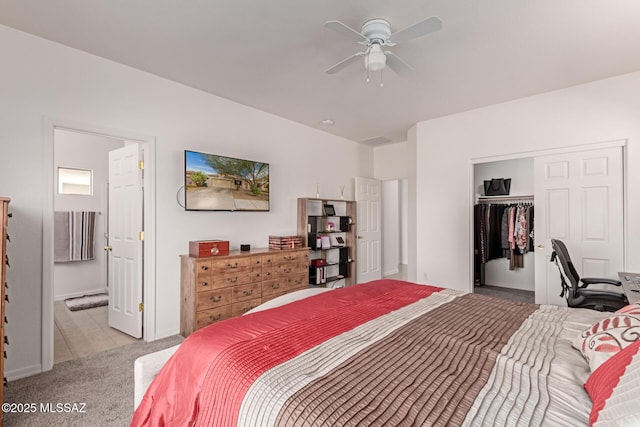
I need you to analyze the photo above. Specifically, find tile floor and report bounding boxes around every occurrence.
[54,300,138,364]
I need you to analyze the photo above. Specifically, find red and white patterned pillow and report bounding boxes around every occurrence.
[584,339,640,425]
[579,303,640,372]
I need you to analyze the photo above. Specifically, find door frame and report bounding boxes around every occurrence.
[42,117,156,372]
[468,139,627,295]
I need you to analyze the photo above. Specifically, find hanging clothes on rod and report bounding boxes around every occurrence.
[474,196,534,285]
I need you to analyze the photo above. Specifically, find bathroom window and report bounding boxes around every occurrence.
[58,167,93,195]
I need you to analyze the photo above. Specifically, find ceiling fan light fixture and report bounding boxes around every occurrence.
[366,44,386,72]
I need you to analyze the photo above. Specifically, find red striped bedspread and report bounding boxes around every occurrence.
[131,279,591,426]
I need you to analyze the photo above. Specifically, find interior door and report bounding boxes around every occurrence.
[534,146,623,305]
[108,144,143,338]
[355,177,382,283]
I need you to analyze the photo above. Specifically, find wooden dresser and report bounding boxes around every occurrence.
[0,197,10,426]
[180,247,308,336]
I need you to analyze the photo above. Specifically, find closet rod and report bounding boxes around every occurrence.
[476,194,534,203]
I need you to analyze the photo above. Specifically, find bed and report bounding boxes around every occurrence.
[131,279,640,426]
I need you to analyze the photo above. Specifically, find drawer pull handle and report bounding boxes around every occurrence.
[227,262,238,268]
[284,268,291,273]
[227,277,238,283]
[209,314,221,321]
[201,282,209,287]
[243,289,253,296]
[271,283,280,289]
[284,256,293,261]
[201,266,209,271]
[242,306,252,313]
[209,295,222,303]
[255,260,261,265]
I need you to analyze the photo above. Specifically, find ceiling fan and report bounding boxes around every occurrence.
[324,17,443,86]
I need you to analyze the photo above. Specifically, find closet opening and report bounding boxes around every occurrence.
[472,158,535,304]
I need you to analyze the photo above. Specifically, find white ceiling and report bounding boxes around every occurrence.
[2,1,640,145]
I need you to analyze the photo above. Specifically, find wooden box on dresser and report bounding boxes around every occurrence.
[0,197,10,427]
[180,247,308,337]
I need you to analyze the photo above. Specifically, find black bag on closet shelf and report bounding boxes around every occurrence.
[484,178,511,196]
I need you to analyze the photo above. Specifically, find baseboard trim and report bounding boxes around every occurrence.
[153,328,180,342]
[6,363,43,381]
[382,268,400,277]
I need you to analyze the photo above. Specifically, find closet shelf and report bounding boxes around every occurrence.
[476,194,534,203]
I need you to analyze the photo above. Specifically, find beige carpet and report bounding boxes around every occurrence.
[4,335,184,426]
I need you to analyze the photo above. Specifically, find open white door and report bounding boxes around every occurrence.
[534,146,624,305]
[108,144,143,338]
[355,177,382,283]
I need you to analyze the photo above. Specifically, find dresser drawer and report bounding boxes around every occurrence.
[211,257,252,273]
[195,259,213,277]
[251,256,262,271]
[262,278,288,297]
[196,288,232,311]
[250,269,262,282]
[195,276,215,292]
[232,297,262,317]
[288,274,307,291]
[232,282,261,302]
[271,263,307,277]
[196,305,233,329]
[263,251,308,267]
[211,270,253,287]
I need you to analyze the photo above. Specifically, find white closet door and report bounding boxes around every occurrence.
[534,146,623,305]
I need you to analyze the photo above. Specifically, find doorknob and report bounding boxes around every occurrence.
[357,236,364,239]
[104,245,113,251]
[537,244,544,249]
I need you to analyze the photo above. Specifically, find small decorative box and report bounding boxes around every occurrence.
[189,240,230,257]
[311,259,327,267]
[268,235,303,250]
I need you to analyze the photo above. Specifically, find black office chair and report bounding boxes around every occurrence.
[550,239,627,312]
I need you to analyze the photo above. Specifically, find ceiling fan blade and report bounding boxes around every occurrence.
[384,51,414,75]
[388,16,442,44]
[325,51,366,74]
[325,21,369,43]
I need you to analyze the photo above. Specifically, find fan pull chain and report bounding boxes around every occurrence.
[380,68,384,87]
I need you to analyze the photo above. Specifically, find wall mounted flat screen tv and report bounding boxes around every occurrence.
[184,150,270,211]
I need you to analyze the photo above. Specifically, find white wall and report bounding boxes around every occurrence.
[473,158,534,291]
[413,71,640,295]
[381,180,399,276]
[0,25,373,379]
[374,142,408,180]
[54,129,124,300]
